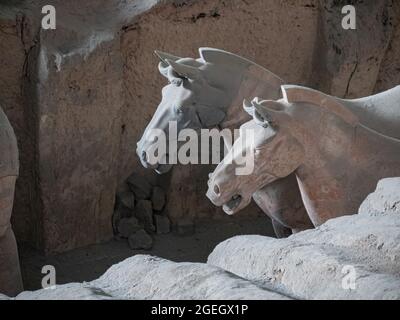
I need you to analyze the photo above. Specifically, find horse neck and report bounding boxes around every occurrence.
[220,65,284,131]
[339,85,400,140]
[353,125,400,158]
[299,123,400,222]
[301,120,400,177]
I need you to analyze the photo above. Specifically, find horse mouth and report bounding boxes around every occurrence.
[222,194,242,215]
[155,163,173,174]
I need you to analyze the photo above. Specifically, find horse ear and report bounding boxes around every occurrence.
[243,99,254,117]
[196,104,226,127]
[155,51,182,79]
[166,59,201,80]
[245,98,286,128]
[254,99,286,112]
[154,50,181,64]
[243,98,269,126]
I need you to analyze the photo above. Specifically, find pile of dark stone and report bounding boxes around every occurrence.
[112,173,170,250]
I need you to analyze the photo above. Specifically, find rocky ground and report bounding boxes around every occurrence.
[3,177,399,300]
[18,216,274,291]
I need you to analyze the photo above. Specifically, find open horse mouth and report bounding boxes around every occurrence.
[222,194,242,215]
[155,163,173,174]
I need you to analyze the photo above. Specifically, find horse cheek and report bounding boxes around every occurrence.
[268,136,304,178]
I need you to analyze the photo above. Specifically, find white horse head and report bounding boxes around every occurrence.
[136,48,283,173]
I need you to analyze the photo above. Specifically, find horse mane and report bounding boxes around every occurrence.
[199,48,284,88]
[281,85,359,126]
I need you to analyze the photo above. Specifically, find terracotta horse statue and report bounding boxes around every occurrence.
[206,85,400,226]
[0,106,23,296]
[137,48,313,237]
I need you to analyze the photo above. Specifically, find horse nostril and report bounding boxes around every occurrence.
[214,184,220,195]
[142,151,148,162]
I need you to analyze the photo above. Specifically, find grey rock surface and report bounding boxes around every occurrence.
[0,107,23,296]
[151,186,166,211]
[112,206,133,233]
[127,174,152,200]
[2,178,400,300]
[5,255,290,300]
[359,177,400,216]
[128,230,153,250]
[114,206,132,219]
[135,200,155,232]
[117,217,141,239]
[117,191,135,210]
[208,178,400,300]
[0,293,9,300]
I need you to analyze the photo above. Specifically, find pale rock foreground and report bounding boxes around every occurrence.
[3,256,290,300]
[2,178,400,300]
[208,178,400,300]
